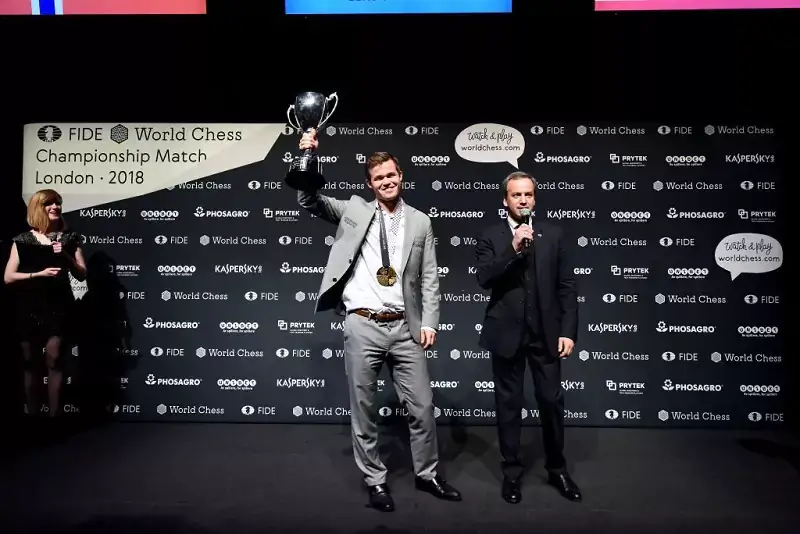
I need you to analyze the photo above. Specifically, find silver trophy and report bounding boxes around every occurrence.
[285,91,339,191]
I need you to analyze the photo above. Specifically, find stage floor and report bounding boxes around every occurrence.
[1,422,798,533]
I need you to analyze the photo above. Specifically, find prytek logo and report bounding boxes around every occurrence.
[606,380,645,395]
[263,207,301,223]
[410,155,450,167]
[547,209,595,220]
[587,323,638,333]
[725,153,775,164]
[665,155,706,167]
[667,267,708,280]
[610,210,650,223]
[738,209,776,223]
[142,317,199,329]
[80,208,127,218]
[611,265,649,280]
[279,262,325,274]
[194,207,250,218]
[738,325,778,338]
[666,207,725,219]
[533,152,591,164]
[140,210,178,222]
[110,264,140,277]
[429,207,484,218]
[662,379,722,392]
[157,265,196,277]
[609,153,647,167]
[214,264,263,275]
[655,321,716,334]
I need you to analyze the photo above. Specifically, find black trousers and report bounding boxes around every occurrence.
[491,327,566,480]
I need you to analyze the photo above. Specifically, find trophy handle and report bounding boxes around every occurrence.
[286,105,302,131]
[318,92,339,130]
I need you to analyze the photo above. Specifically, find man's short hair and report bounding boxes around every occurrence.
[501,171,537,195]
[364,152,403,179]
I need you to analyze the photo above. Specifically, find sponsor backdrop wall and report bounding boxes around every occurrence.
[21,121,785,427]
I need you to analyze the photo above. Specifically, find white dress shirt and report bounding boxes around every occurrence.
[341,199,406,314]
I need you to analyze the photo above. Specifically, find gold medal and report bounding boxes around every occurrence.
[376,266,397,287]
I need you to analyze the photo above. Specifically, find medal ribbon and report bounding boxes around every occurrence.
[378,206,392,271]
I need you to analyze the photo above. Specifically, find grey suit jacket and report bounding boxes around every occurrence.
[298,190,440,343]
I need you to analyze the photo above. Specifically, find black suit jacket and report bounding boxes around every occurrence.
[475,219,578,359]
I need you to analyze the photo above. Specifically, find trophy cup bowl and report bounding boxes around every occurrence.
[285,91,338,191]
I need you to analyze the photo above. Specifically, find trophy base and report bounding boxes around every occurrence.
[285,155,327,191]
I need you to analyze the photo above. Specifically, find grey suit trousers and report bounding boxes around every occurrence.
[343,312,439,486]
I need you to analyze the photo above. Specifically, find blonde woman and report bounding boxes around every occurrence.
[4,189,86,419]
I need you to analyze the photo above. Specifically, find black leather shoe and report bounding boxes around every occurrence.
[501,477,521,504]
[415,474,462,501]
[548,472,581,502]
[368,483,395,512]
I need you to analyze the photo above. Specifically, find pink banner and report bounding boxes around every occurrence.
[596,0,800,10]
[0,0,206,14]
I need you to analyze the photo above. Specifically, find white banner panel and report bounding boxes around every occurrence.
[23,123,286,212]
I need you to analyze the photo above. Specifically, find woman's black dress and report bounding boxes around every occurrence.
[10,231,81,342]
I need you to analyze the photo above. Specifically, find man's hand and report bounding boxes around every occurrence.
[557,337,574,358]
[512,224,534,252]
[52,242,63,254]
[299,128,319,151]
[420,329,436,349]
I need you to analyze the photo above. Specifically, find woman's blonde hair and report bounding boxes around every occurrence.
[26,189,66,233]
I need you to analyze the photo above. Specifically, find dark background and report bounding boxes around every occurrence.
[0,0,794,428]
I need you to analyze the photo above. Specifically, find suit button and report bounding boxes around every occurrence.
[333,278,338,282]
[348,258,352,263]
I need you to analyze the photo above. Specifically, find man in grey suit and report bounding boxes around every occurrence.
[296,129,461,512]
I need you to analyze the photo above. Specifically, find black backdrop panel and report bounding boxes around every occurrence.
[21,121,785,428]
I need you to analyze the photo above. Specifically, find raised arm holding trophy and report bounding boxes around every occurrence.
[285,91,338,191]
[284,95,461,512]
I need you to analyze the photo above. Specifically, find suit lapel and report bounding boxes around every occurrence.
[400,204,419,272]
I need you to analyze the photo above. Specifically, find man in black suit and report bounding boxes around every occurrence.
[475,171,582,504]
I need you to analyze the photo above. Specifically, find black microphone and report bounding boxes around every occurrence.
[520,208,532,248]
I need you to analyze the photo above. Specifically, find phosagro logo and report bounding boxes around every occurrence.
[194,207,249,218]
[428,207,484,218]
[656,321,715,334]
[662,379,722,392]
[411,155,450,167]
[279,262,325,274]
[533,152,592,164]
[666,207,725,219]
[142,317,199,329]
